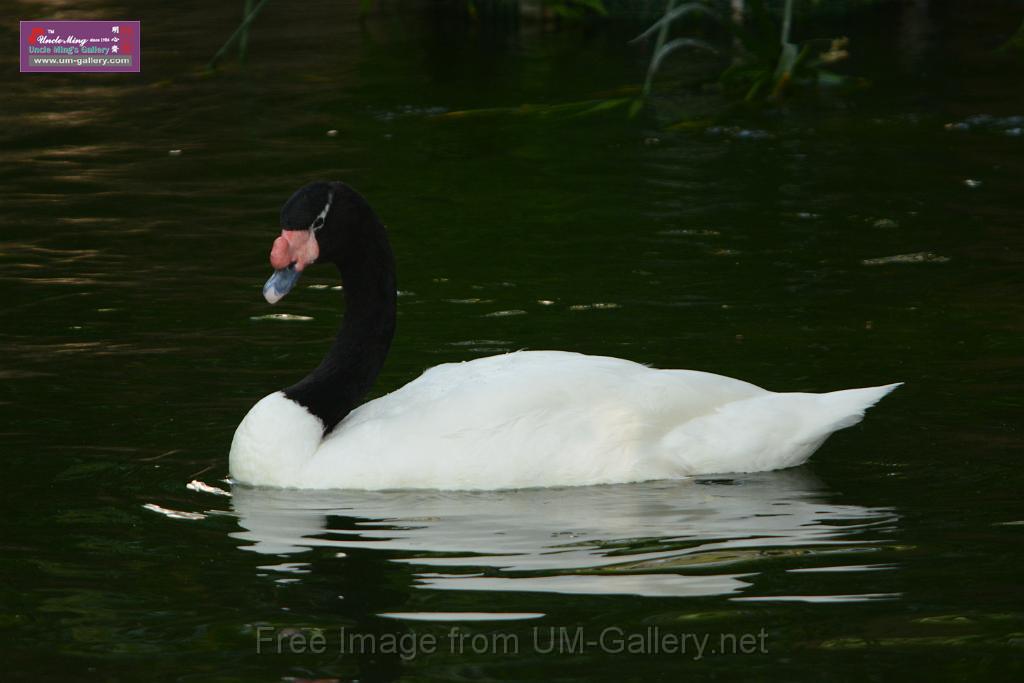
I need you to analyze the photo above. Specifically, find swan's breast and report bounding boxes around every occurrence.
[229,391,324,487]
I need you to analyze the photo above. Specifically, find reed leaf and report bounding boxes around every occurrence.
[646,37,718,83]
[208,0,273,70]
[630,2,722,45]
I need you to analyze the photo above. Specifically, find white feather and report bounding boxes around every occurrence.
[229,351,899,490]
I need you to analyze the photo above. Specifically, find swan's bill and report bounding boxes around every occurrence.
[263,265,302,304]
[265,228,320,303]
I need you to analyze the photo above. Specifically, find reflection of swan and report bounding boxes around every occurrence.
[227,471,897,598]
[230,181,899,490]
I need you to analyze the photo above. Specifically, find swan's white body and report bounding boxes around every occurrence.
[230,350,898,490]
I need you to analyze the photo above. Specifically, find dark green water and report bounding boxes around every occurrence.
[2,1,1023,680]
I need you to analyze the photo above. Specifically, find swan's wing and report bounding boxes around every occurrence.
[306,351,769,489]
[337,350,767,434]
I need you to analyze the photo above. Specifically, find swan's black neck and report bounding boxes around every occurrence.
[283,193,396,433]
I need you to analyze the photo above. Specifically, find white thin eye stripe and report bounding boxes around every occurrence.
[310,191,334,232]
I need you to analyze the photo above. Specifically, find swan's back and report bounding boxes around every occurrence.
[287,351,897,490]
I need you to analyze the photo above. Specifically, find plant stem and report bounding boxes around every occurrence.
[780,0,794,46]
[209,0,273,70]
[239,0,254,64]
[643,0,677,98]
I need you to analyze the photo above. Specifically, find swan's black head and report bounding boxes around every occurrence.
[280,181,334,234]
[264,181,376,304]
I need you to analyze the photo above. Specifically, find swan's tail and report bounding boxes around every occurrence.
[660,382,902,475]
[815,382,903,432]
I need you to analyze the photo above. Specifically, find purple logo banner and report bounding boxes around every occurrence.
[20,20,140,73]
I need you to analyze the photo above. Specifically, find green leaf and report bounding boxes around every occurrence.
[568,0,608,16]
[631,2,722,44]
[745,74,769,102]
[545,0,607,18]
[572,97,631,116]
[648,37,718,78]
[816,69,849,86]
[627,98,645,118]
[773,41,798,82]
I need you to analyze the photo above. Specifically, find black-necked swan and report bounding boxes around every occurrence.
[229,181,900,490]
